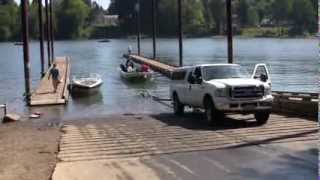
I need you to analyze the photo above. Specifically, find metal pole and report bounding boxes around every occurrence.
[49,0,54,61]
[136,0,141,56]
[226,0,233,64]
[0,104,7,115]
[37,0,45,77]
[151,0,157,59]
[45,0,51,68]
[178,0,183,67]
[21,0,31,105]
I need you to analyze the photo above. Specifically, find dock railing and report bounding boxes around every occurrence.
[272,91,318,119]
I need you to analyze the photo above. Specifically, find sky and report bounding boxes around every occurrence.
[14,0,111,10]
[91,0,110,9]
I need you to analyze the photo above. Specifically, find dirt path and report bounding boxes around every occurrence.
[0,122,61,180]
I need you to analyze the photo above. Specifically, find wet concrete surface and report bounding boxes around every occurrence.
[142,143,316,180]
[53,142,317,180]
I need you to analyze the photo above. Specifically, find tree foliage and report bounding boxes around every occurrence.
[0,1,19,41]
[109,0,317,36]
[56,0,90,39]
[0,0,317,41]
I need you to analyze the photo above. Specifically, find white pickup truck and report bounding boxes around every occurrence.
[170,64,273,125]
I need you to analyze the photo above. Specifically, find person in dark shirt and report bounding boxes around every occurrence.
[48,63,60,93]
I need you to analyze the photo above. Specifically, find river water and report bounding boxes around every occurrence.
[0,38,317,119]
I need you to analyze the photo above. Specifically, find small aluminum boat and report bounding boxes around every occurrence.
[70,73,103,94]
[119,69,152,82]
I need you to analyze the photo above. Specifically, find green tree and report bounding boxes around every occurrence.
[247,7,259,26]
[291,0,315,34]
[29,0,40,39]
[0,1,19,41]
[158,0,177,35]
[0,0,15,5]
[237,0,249,27]
[208,0,225,34]
[56,0,90,39]
[183,0,206,35]
[271,0,292,25]
[108,0,136,35]
[254,0,272,23]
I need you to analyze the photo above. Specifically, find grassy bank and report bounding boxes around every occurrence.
[240,27,316,38]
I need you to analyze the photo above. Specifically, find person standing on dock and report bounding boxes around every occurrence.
[48,63,60,93]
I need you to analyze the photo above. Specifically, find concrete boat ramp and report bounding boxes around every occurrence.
[52,114,317,180]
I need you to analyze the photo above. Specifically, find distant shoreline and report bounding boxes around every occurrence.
[0,35,317,43]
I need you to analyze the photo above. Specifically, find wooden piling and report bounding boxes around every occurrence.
[49,0,55,61]
[45,0,51,67]
[177,0,183,67]
[152,0,157,59]
[21,0,31,105]
[37,0,45,77]
[226,0,233,64]
[136,0,141,56]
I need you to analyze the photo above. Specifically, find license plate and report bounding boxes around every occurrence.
[242,104,256,110]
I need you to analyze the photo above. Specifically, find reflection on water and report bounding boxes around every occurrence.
[0,38,317,119]
[71,91,104,106]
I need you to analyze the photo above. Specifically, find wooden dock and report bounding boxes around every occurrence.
[30,57,71,106]
[272,91,318,118]
[125,54,177,78]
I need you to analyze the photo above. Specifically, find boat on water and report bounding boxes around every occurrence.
[70,73,103,94]
[119,64,152,82]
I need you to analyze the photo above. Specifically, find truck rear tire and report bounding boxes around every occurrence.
[173,94,184,115]
[255,112,270,125]
[204,98,222,126]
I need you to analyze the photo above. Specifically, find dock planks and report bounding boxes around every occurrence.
[126,54,176,78]
[30,57,70,106]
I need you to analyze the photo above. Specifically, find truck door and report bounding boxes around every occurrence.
[189,67,205,107]
[252,64,271,85]
[184,70,195,105]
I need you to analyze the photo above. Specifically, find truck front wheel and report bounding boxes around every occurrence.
[254,112,270,125]
[173,93,184,115]
[204,98,222,126]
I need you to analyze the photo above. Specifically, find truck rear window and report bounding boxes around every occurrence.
[171,70,187,80]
